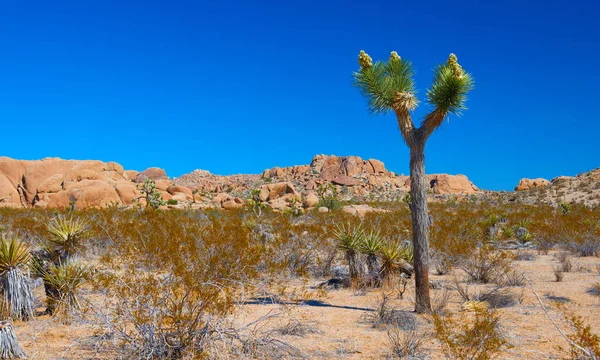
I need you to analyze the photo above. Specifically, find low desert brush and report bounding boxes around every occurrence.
[433,307,509,360]
[459,244,512,284]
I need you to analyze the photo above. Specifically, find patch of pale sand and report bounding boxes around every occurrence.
[236,252,600,359]
[14,316,102,360]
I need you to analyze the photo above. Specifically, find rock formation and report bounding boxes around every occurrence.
[514,178,551,191]
[0,154,482,210]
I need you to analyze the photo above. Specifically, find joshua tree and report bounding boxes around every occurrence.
[354,51,473,313]
[0,233,35,321]
[135,178,165,210]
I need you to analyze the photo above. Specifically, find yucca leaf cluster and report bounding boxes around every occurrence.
[353,50,473,119]
[33,260,90,314]
[47,216,91,261]
[335,224,414,283]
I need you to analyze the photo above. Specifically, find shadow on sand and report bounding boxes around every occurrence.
[245,297,374,312]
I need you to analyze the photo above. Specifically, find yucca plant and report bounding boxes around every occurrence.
[354,50,473,313]
[47,216,91,261]
[0,233,35,321]
[359,231,383,280]
[34,260,90,316]
[379,239,414,281]
[334,223,364,280]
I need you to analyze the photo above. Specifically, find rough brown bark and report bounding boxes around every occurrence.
[409,142,432,314]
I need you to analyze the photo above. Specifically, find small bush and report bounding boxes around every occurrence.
[433,307,509,360]
[433,251,453,275]
[367,293,416,330]
[387,326,426,359]
[459,245,512,284]
[559,307,600,359]
[503,270,525,287]
[554,266,564,282]
[275,319,320,337]
[166,199,178,205]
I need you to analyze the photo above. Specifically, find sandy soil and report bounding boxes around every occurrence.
[12,250,600,359]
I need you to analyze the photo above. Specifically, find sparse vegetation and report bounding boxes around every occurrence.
[0,197,596,358]
[433,308,509,360]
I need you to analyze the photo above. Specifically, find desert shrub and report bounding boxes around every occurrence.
[459,245,512,284]
[166,199,178,205]
[274,319,320,337]
[316,183,342,211]
[515,250,536,261]
[433,308,509,360]
[432,288,451,315]
[387,326,426,359]
[537,237,555,255]
[587,283,600,296]
[432,251,453,275]
[0,233,34,321]
[367,293,416,330]
[502,270,525,287]
[568,237,600,257]
[554,266,564,282]
[89,210,270,358]
[451,275,515,308]
[559,202,572,215]
[559,307,600,359]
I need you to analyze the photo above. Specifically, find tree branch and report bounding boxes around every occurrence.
[418,108,447,142]
[393,108,417,147]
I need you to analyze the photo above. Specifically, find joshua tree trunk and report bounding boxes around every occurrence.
[0,321,26,359]
[409,142,432,314]
[1,269,35,321]
[346,251,360,281]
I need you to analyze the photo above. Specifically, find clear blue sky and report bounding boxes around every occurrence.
[1,1,598,190]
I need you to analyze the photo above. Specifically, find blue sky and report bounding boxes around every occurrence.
[0,0,598,190]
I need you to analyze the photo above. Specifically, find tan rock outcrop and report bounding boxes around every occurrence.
[259,182,300,202]
[0,174,20,206]
[303,192,319,208]
[342,204,389,217]
[37,174,64,193]
[115,182,140,205]
[515,178,550,191]
[429,174,479,194]
[135,168,168,182]
[68,180,121,208]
